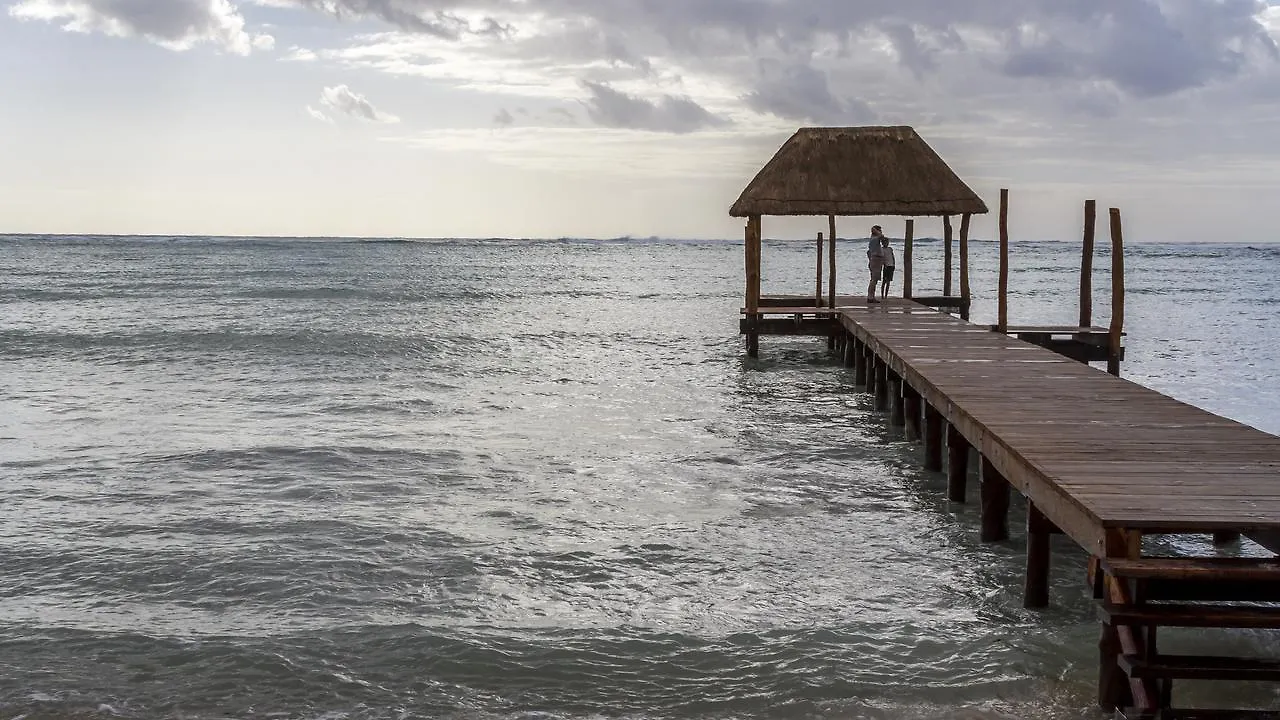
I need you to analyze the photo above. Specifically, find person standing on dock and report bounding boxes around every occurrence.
[867,225,885,304]
[879,236,896,299]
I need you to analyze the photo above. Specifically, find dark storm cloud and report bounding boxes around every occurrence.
[580,81,730,133]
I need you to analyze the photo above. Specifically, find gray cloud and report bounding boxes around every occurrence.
[319,84,400,122]
[580,81,730,133]
[493,108,514,125]
[34,0,1279,132]
[10,0,272,54]
[744,59,876,124]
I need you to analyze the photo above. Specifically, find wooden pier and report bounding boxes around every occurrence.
[730,126,1280,718]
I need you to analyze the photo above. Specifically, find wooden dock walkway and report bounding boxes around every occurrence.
[747,298,1280,718]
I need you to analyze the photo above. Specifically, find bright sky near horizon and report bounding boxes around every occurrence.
[4,1,1280,242]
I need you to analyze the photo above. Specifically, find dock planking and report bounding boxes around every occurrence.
[833,299,1280,548]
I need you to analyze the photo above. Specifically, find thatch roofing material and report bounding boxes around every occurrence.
[729,126,989,218]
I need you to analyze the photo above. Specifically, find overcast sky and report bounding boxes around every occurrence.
[4,0,1280,241]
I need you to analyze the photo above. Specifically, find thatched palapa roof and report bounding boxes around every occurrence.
[729,126,989,218]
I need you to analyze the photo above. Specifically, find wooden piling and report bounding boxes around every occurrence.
[947,424,968,502]
[959,213,972,320]
[980,456,1011,542]
[1108,208,1124,376]
[888,375,905,426]
[943,214,953,297]
[816,232,825,307]
[842,335,856,368]
[853,341,868,385]
[903,219,914,299]
[1025,503,1052,608]
[1213,531,1242,545]
[903,384,922,440]
[828,215,837,309]
[1081,200,1095,328]
[998,189,1009,333]
[874,361,889,412]
[923,404,943,471]
[866,349,879,397]
[745,216,761,357]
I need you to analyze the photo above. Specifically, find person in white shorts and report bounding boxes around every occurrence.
[866,225,885,304]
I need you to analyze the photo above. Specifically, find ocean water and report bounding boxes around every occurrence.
[1,234,1278,719]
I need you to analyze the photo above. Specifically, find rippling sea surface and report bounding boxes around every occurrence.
[3,234,1279,719]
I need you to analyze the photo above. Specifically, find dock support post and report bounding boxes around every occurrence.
[998,189,1009,333]
[903,385,922,441]
[745,216,761,358]
[1213,531,1242,545]
[866,350,879,397]
[923,404,943,471]
[873,361,889,412]
[1024,503,1053,608]
[842,336,856,368]
[980,457,1011,542]
[1098,529,1151,713]
[888,374,905,426]
[828,334,836,351]
[1080,201,1095,328]
[1108,208,1125,377]
[853,342,868,385]
[947,425,969,502]
[959,213,972,321]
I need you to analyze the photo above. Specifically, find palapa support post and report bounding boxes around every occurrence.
[959,213,972,320]
[998,189,1009,333]
[947,424,969,502]
[980,456,1011,542]
[1024,502,1054,608]
[816,232,825,307]
[828,215,837,309]
[745,216,761,357]
[1108,208,1125,376]
[903,384,922,440]
[943,214,953,297]
[873,360,889,412]
[923,404,943,471]
[903,219,914,299]
[888,373,905,426]
[1081,200,1095,328]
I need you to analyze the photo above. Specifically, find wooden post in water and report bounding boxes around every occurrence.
[828,215,838,309]
[853,341,868,385]
[873,361,889,412]
[1025,503,1053,608]
[959,213,972,320]
[998,189,1009,333]
[1081,200,1096,327]
[980,456,1011,542]
[923,404,943,471]
[903,385,922,440]
[816,232,825,307]
[866,350,879,397]
[745,216,761,357]
[1108,208,1124,376]
[888,374,905,426]
[842,334,856,368]
[947,425,969,502]
[903,219,915,299]
[943,214,954,296]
